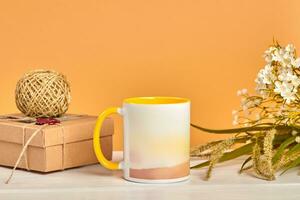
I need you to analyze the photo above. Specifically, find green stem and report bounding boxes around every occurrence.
[191,143,254,169]
[190,134,290,169]
[190,123,291,134]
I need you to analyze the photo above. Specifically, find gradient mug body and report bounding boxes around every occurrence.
[93,97,190,183]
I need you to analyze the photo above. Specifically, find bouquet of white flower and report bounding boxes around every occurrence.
[191,41,300,181]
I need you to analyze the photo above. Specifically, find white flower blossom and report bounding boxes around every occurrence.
[285,44,295,53]
[263,46,277,63]
[237,89,248,96]
[240,97,247,105]
[242,105,248,111]
[232,43,300,130]
[232,115,239,126]
[232,110,238,115]
[272,48,284,62]
[291,58,300,68]
[295,136,300,143]
[274,81,297,104]
[255,113,261,121]
[292,130,298,136]
[257,64,276,85]
[243,123,250,127]
[241,88,248,95]
[256,44,300,104]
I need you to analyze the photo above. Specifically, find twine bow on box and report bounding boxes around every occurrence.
[35,117,60,125]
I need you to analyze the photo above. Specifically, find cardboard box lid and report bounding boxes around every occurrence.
[0,114,113,148]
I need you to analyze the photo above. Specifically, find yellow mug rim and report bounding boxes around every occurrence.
[124,96,190,105]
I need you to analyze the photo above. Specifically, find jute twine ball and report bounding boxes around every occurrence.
[15,69,71,117]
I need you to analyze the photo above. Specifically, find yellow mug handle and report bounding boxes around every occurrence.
[93,107,121,170]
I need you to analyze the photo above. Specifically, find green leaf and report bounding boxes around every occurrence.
[190,124,290,134]
[191,160,210,169]
[280,156,300,175]
[272,136,296,164]
[191,143,253,169]
[274,134,292,143]
[287,143,300,156]
[239,156,252,173]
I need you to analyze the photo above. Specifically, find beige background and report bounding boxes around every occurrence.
[0,0,300,150]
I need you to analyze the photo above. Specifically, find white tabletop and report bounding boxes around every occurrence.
[1,151,300,200]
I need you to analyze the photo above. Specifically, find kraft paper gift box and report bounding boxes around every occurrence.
[0,114,113,172]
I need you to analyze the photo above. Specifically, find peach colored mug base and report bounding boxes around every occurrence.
[129,161,190,180]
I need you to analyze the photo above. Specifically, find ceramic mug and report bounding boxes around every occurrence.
[93,97,190,183]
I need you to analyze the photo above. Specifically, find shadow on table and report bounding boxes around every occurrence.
[74,164,123,178]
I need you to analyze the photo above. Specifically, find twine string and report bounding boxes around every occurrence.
[5,124,47,184]
[21,124,32,171]
[58,124,66,170]
[0,116,35,172]
[1,116,64,184]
